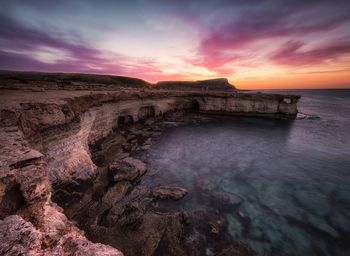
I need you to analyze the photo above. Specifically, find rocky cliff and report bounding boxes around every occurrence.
[0,73,300,256]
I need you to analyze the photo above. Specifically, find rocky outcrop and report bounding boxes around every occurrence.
[153,185,188,200]
[0,128,123,255]
[0,215,122,256]
[0,73,300,256]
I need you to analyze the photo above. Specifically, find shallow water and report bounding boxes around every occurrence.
[142,89,350,256]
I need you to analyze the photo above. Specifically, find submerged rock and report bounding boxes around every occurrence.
[215,243,253,256]
[211,191,242,207]
[153,185,188,200]
[197,179,242,208]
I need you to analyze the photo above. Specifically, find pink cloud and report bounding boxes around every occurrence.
[190,7,350,72]
[270,40,350,66]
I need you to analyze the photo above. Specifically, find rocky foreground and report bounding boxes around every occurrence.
[0,72,300,256]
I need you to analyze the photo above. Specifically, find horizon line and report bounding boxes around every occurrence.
[0,69,349,90]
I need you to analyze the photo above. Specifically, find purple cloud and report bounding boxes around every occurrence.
[270,40,350,66]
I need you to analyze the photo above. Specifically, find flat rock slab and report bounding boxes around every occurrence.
[153,185,188,200]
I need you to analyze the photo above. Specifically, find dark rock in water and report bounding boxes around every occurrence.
[153,185,188,200]
[215,243,253,256]
[208,220,223,234]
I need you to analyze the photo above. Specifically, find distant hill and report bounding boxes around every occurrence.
[155,78,236,91]
[0,70,151,90]
[0,71,235,92]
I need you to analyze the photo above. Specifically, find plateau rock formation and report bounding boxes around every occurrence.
[156,78,236,91]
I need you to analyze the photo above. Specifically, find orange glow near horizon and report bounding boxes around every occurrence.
[230,69,350,90]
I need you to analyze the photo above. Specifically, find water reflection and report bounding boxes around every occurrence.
[142,90,350,256]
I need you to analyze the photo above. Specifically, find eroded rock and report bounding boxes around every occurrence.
[0,215,43,256]
[153,185,188,200]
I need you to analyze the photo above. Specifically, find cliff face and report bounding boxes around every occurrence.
[0,81,299,255]
[0,126,122,255]
[1,90,298,185]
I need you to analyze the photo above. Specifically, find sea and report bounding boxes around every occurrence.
[141,89,350,256]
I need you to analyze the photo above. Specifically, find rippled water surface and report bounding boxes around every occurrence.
[142,90,350,256]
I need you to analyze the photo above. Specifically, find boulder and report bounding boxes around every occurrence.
[153,185,188,200]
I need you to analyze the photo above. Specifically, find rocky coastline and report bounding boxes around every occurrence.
[0,72,300,255]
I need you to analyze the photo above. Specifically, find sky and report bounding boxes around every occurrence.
[0,0,350,89]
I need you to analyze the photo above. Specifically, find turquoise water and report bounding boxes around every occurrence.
[142,90,350,256]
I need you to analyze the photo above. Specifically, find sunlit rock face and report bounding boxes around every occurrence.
[0,127,123,256]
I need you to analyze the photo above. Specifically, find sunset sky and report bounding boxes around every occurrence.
[1,0,350,89]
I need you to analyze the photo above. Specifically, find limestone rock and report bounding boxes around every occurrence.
[153,185,188,200]
[0,215,43,256]
[49,233,123,256]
